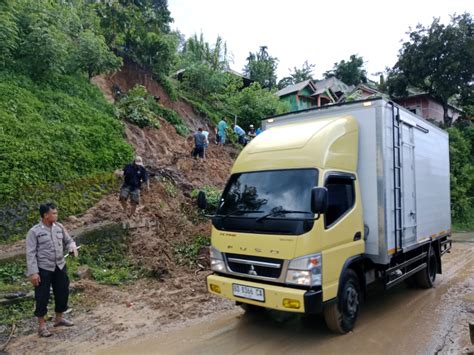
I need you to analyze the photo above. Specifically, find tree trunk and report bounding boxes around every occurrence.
[442,101,452,127]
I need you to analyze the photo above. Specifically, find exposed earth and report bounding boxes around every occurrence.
[2,234,472,354]
[1,63,472,354]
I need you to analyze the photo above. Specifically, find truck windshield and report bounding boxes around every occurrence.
[213,169,318,235]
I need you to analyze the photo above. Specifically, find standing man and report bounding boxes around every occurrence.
[193,127,206,160]
[231,123,247,145]
[217,118,228,146]
[26,202,78,337]
[119,156,149,217]
[247,124,257,140]
[202,128,210,159]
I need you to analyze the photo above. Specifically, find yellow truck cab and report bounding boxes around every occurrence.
[202,99,451,333]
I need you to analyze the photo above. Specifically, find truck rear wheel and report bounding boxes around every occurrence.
[416,247,437,289]
[324,269,360,334]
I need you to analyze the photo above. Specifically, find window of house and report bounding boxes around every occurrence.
[324,174,356,228]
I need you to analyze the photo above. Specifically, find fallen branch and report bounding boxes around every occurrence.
[0,324,16,352]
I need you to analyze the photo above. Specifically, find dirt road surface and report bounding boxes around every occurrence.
[98,233,474,355]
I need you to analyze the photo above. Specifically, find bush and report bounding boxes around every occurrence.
[115,85,161,128]
[173,235,210,267]
[191,186,222,214]
[151,102,188,136]
[448,124,474,227]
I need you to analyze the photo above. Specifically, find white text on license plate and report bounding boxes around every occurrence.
[232,284,265,302]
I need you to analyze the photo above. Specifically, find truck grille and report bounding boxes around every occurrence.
[225,253,283,279]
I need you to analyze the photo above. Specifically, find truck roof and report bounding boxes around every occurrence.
[232,115,358,174]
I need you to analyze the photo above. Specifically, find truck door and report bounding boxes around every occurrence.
[401,123,417,246]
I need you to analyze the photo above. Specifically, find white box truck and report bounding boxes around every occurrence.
[204,98,452,333]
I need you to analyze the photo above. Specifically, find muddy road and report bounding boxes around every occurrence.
[99,233,474,354]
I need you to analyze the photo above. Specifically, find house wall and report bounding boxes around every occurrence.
[395,96,460,124]
[281,87,317,112]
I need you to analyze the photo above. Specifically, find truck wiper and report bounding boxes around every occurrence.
[216,210,264,220]
[255,210,312,223]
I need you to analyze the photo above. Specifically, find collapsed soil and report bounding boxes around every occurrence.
[1,62,240,353]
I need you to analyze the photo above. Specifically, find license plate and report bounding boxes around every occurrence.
[232,284,265,302]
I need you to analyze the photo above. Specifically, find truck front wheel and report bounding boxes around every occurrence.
[239,303,264,313]
[323,269,360,334]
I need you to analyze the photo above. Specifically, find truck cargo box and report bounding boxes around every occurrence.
[263,98,450,265]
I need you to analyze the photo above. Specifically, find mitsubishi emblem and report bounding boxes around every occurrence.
[248,265,258,276]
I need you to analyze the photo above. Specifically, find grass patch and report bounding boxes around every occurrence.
[173,235,210,267]
[0,298,35,326]
[69,224,148,285]
[0,259,29,298]
[162,177,178,198]
[191,186,222,215]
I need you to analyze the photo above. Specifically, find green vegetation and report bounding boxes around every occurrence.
[192,186,222,214]
[116,84,188,135]
[0,258,32,326]
[243,46,279,89]
[68,225,147,285]
[0,71,133,243]
[116,85,161,128]
[387,13,473,126]
[278,61,316,89]
[162,177,178,198]
[448,122,474,230]
[0,225,147,325]
[173,235,210,267]
[324,54,368,86]
[0,259,28,293]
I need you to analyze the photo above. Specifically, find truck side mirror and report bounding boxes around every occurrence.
[197,191,207,210]
[311,187,328,215]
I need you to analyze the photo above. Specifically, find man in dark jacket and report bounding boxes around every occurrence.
[119,156,149,217]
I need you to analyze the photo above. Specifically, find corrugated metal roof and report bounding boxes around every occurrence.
[275,79,314,97]
[314,77,352,94]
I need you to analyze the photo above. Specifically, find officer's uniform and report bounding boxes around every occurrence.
[26,222,76,317]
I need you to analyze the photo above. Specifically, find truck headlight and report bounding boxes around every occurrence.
[210,246,225,272]
[286,253,322,286]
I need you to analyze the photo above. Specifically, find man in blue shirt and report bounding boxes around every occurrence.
[217,119,228,145]
[193,128,206,160]
[119,156,149,217]
[231,124,247,145]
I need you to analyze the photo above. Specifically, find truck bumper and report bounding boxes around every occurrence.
[207,274,323,314]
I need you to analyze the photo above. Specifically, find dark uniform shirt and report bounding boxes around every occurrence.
[123,164,148,190]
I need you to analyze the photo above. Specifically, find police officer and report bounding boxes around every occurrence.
[26,202,78,337]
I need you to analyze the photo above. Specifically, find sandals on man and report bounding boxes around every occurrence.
[54,318,75,327]
[38,327,52,337]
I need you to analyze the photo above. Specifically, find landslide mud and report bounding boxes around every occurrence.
[98,233,474,355]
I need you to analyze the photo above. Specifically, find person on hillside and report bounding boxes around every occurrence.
[26,202,78,338]
[202,128,210,158]
[247,124,257,140]
[214,127,220,145]
[231,123,247,145]
[217,118,228,146]
[119,156,149,217]
[193,127,206,160]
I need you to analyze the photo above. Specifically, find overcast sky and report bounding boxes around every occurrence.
[168,0,472,82]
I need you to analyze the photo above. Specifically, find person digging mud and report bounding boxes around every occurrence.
[119,156,149,217]
[26,202,78,338]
